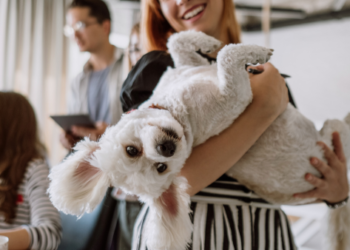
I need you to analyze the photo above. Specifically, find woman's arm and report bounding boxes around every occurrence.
[0,227,30,250]
[181,63,289,196]
[294,132,349,203]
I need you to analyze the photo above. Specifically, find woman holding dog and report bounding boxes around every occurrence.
[120,0,349,249]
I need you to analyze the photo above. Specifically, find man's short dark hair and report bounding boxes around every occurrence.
[69,0,111,23]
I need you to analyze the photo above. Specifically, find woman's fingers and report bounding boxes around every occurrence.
[247,64,264,73]
[295,133,349,203]
[305,173,325,188]
[310,157,331,177]
[293,173,324,200]
[317,141,341,171]
[332,132,347,164]
[294,188,318,199]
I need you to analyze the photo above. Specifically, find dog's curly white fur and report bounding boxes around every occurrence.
[48,31,350,250]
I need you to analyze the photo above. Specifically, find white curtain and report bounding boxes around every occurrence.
[0,0,71,164]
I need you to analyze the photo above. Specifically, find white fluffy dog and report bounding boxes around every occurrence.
[49,31,350,250]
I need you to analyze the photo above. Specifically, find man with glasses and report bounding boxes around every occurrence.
[59,1,133,250]
[60,0,125,150]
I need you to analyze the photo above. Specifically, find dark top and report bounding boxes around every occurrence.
[120,50,296,112]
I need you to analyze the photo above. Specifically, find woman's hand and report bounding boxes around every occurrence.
[0,227,30,250]
[294,132,349,203]
[248,63,289,119]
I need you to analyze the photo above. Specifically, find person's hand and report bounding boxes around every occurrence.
[294,132,349,204]
[71,121,109,141]
[59,131,80,150]
[247,63,289,118]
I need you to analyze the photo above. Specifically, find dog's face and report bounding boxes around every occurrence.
[95,108,189,200]
[48,108,190,216]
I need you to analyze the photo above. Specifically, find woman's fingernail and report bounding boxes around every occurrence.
[311,158,318,164]
[306,174,313,181]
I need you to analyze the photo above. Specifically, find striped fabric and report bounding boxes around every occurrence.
[0,159,62,250]
[133,175,297,250]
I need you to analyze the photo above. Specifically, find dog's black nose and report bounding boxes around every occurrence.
[156,141,176,157]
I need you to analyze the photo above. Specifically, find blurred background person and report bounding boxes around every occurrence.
[58,1,145,250]
[0,92,61,250]
[127,23,142,70]
[58,1,126,249]
[60,0,125,150]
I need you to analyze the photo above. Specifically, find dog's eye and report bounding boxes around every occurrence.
[126,146,139,157]
[155,163,167,174]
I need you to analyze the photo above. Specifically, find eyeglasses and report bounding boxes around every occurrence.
[129,47,141,54]
[63,21,98,37]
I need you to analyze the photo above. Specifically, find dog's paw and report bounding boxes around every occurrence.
[197,34,222,54]
[218,44,274,67]
[260,47,274,64]
[250,46,274,65]
[168,30,221,54]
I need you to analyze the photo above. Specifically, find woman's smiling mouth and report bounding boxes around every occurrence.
[182,4,206,20]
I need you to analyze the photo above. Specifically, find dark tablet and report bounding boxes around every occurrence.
[50,114,95,132]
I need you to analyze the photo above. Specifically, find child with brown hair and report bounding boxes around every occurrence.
[0,92,61,250]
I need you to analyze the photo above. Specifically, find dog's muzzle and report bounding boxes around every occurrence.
[156,141,176,157]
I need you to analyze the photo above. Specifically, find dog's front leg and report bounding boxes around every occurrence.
[143,177,193,250]
[217,44,273,120]
[167,30,221,67]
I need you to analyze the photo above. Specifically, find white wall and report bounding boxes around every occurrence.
[242,17,350,129]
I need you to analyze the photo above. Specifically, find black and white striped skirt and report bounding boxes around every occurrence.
[132,175,297,250]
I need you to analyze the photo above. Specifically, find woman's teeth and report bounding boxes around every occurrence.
[184,5,204,20]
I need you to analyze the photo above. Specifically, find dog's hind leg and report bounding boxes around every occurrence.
[216,44,273,119]
[167,30,222,67]
[326,203,350,250]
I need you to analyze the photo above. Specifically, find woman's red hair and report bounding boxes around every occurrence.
[141,0,241,52]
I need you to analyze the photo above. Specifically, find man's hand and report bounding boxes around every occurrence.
[59,131,80,150]
[71,121,109,141]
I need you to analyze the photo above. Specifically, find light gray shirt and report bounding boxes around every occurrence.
[67,46,126,125]
[88,66,111,123]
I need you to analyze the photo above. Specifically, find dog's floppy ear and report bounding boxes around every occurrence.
[48,138,110,217]
[144,177,193,250]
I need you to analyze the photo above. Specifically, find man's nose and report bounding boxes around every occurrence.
[74,30,80,38]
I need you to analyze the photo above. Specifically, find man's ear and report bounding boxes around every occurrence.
[102,20,111,35]
[48,138,110,217]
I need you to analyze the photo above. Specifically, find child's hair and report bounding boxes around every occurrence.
[0,92,45,223]
[141,0,241,52]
